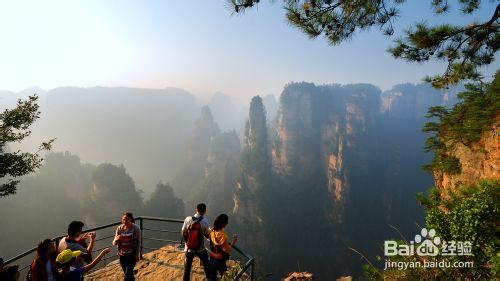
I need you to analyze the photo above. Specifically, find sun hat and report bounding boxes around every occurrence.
[56,249,82,264]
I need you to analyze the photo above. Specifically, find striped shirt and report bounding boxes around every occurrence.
[115,224,141,257]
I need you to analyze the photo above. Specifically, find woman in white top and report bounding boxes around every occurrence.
[29,239,56,281]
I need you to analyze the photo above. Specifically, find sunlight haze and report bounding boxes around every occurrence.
[0,0,498,99]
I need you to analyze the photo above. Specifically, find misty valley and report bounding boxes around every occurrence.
[0,81,461,279]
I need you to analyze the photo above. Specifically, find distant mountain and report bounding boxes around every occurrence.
[11,86,199,194]
[0,87,47,111]
[262,94,278,124]
[0,91,17,111]
[172,106,240,215]
[381,83,459,119]
[207,92,246,132]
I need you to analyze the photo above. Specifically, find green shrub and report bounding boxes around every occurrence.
[364,180,500,279]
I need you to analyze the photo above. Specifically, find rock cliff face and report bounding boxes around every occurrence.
[270,82,459,222]
[233,81,459,278]
[232,96,272,257]
[273,83,380,222]
[172,106,240,215]
[434,116,499,195]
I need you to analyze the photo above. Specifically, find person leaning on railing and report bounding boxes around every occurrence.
[209,214,238,279]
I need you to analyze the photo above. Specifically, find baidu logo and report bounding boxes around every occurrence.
[414,228,440,256]
[384,228,473,257]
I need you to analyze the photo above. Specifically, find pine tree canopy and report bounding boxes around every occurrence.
[228,0,499,89]
[0,96,54,197]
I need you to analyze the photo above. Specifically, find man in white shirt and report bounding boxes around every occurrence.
[57,221,95,268]
[181,203,212,281]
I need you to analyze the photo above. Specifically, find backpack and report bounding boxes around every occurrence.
[26,261,33,281]
[209,229,230,261]
[26,259,45,281]
[185,216,204,251]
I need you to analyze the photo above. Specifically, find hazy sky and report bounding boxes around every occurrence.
[0,1,498,99]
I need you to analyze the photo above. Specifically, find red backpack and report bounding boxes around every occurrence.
[185,216,204,250]
[26,259,44,281]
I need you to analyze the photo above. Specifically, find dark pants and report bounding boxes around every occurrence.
[183,250,212,281]
[210,257,228,279]
[119,254,136,281]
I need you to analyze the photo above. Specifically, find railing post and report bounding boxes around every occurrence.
[251,259,255,281]
[139,217,143,260]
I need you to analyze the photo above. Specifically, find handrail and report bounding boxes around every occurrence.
[3,216,254,280]
[137,216,184,223]
[3,220,122,265]
[141,227,179,233]
[233,245,254,262]
[233,245,255,280]
[235,258,255,280]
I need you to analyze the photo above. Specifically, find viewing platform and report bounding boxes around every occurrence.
[4,216,254,280]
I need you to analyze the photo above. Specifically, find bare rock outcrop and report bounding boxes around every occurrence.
[283,271,314,280]
[86,245,240,281]
[434,117,499,195]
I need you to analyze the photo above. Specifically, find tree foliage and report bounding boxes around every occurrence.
[418,180,499,279]
[0,95,54,197]
[228,0,499,88]
[422,71,500,173]
[145,182,184,218]
[86,163,144,224]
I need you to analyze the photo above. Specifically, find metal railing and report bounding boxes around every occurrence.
[4,216,254,280]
